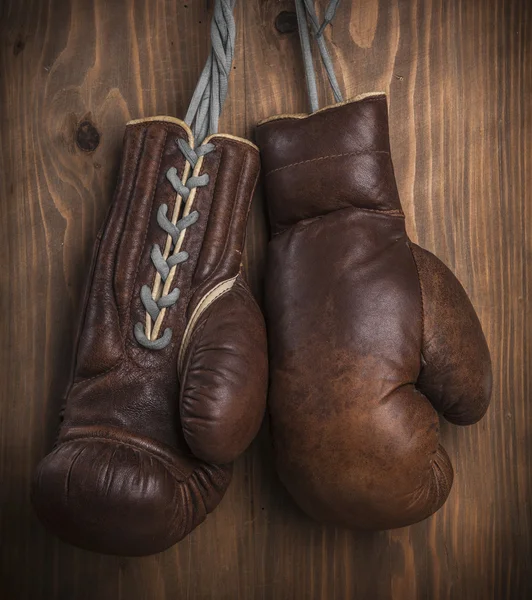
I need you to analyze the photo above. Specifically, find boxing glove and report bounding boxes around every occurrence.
[32,117,267,555]
[256,93,492,529]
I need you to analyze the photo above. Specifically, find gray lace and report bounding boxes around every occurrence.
[185,0,237,144]
[134,0,237,350]
[295,0,344,112]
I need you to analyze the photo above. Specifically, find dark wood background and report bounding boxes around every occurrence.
[1,0,531,598]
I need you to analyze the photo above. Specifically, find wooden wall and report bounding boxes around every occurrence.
[1,0,530,598]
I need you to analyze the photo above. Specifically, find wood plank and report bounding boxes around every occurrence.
[0,0,530,598]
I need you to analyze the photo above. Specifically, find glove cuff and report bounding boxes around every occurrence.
[256,93,403,234]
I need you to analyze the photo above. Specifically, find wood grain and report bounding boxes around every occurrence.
[1,0,531,598]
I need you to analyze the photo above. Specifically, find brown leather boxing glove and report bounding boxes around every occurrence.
[31,116,267,555]
[256,93,492,530]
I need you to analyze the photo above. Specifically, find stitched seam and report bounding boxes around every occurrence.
[113,126,148,341]
[234,275,261,317]
[66,235,106,400]
[257,95,386,126]
[179,317,209,430]
[55,435,189,479]
[179,283,235,375]
[181,315,209,375]
[212,138,257,153]
[72,356,125,386]
[408,242,425,359]
[69,130,149,393]
[272,206,405,237]
[179,286,231,448]
[179,282,234,382]
[191,144,224,283]
[205,150,247,283]
[265,149,390,177]
[237,165,261,275]
[125,126,169,341]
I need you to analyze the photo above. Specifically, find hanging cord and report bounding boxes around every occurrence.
[185,0,237,145]
[295,0,344,112]
[135,0,237,350]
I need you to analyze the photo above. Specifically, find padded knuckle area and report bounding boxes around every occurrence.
[278,438,453,531]
[180,282,267,464]
[31,437,230,556]
[273,387,453,530]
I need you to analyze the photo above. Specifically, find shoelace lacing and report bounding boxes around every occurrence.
[134,0,236,350]
[134,141,215,350]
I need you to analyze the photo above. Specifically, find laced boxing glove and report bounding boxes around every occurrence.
[32,116,267,555]
[256,93,492,529]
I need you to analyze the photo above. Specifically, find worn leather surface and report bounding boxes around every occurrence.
[257,94,492,530]
[32,119,268,556]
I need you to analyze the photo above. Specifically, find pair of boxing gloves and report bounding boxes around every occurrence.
[32,93,492,556]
